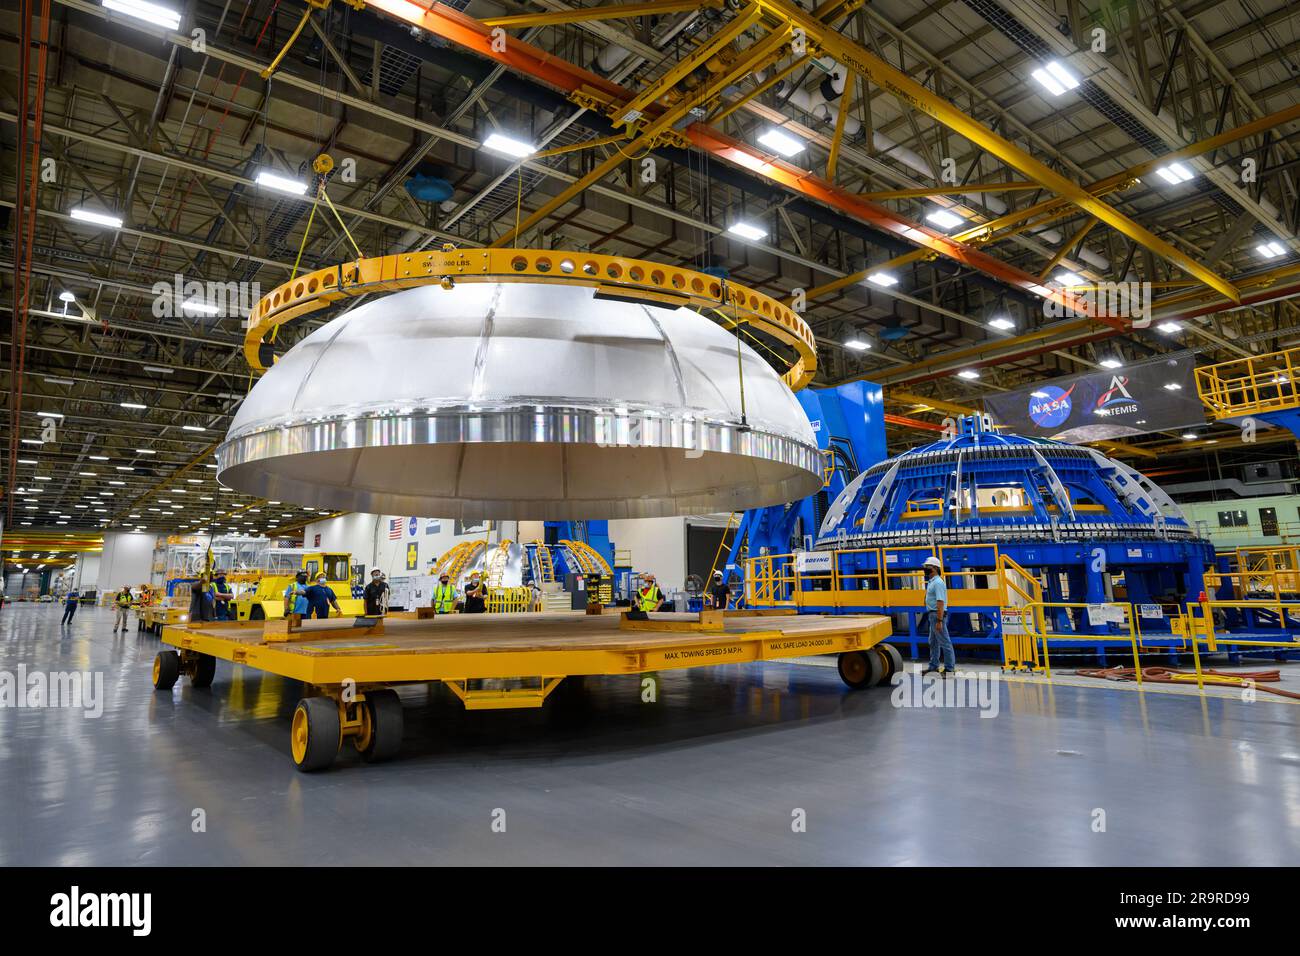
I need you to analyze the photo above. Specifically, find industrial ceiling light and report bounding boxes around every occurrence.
[218,280,823,520]
[20,439,43,445]
[957,369,980,380]
[180,300,219,316]
[70,207,124,229]
[726,221,767,242]
[120,402,147,409]
[182,425,205,432]
[1052,270,1086,286]
[867,272,899,287]
[44,376,75,385]
[988,316,1015,331]
[58,291,76,303]
[925,208,965,230]
[1181,432,1198,440]
[35,411,63,418]
[255,170,307,195]
[88,455,109,460]
[135,448,156,454]
[1163,382,1183,391]
[101,0,181,30]
[1154,162,1195,185]
[1030,60,1080,97]
[1156,321,1182,334]
[1099,358,1123,369]
[481,132,536,158]
[1257,240,1286,259]
[843,338,871,351]
[756,128,805,157]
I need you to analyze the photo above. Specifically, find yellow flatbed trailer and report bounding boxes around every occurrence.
[152,609,896,771]
[139,604,189,635]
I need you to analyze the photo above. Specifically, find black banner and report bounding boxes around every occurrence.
[984,351,1206,441]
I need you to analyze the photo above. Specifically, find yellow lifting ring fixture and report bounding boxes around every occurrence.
[244,248,818,390]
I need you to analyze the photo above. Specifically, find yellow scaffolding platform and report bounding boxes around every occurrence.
[152,609,895,772]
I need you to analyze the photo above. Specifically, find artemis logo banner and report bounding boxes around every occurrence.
[984,352,1205,442]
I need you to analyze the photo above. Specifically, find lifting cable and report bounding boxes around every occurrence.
[261,5,313,80]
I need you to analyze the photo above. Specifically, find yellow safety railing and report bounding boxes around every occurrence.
[743,543,1025,613]
[1205,568,1300,603]
[486,587,537,614]
[1195,344,1300,419]
[998,554,1045,670]
[1182,598,1300,691]
[1018,601,1144,683]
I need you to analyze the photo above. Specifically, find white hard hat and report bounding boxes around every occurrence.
[923,556,942,569]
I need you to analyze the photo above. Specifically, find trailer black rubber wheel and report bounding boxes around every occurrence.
[359,689,403,763]
[190,653,217,689]
[291,697,341,772]
[837,649,885,689]
[152,650,180,690]
[874,643,904,684]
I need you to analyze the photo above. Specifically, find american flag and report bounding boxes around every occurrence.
[388,518,403,540]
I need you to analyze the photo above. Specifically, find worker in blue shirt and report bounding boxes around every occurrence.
[304,573,342,619]
[921,555,955,676]
[284,571,310,618]
[60,588,80,626]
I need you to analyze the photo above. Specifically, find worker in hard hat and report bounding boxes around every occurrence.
[637,573,665,613]
[112,585,134,633]
[213,571,234,621]
[432,573,458,614]
[462,570,486,614]
[305,573,342,619]
[706,570,730,610]
[284,571,310,619]
[921,556,955,676]
[363,568,389,616]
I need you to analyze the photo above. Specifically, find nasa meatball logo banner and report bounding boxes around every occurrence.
[985,352,1204,442]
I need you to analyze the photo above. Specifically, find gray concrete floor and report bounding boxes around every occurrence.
[2,602,1299,866]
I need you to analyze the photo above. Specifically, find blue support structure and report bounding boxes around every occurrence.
[719,381,886,591]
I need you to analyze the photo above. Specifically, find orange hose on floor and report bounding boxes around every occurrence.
[1074,665,1300,700]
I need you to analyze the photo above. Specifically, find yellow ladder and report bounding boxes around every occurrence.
[531,541,555,584]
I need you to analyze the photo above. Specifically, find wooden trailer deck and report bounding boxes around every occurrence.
[152,609,897,771]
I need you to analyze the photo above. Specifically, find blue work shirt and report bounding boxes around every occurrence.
[924,574,947,611]
[304,584,336,619]
[64,591,80,607]
[284,582,310,616]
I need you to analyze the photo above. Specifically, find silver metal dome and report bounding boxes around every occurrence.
[217,281,822,520]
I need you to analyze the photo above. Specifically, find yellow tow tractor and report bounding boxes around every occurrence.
[231,551,363,621]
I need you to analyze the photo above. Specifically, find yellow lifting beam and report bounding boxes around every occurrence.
[481,0,723,30]
[747,0,1239,303]
[244,248,818,390]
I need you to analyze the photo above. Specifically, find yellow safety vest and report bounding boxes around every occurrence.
[116,592,132,608]
[434,584,457,612]
[638,585,661,612]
